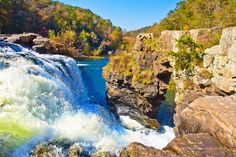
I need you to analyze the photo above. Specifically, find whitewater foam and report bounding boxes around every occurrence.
[51,111,175,153]
[0,42,175,156]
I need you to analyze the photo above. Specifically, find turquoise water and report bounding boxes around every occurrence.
[77,58,174,127]
[0,42,175,156]
[77,58,109,106]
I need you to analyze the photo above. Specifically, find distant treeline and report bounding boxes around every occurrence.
[123,0,236,51]
[0,0,123,57]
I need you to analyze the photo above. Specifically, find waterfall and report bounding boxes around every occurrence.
[0,42,175,156]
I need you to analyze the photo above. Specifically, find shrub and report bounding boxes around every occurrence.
[169,34,203,75]
[49,30,77,57]
[184,79,194,90]
[132,69,154,86]
[104,52,155,86]
[199,69,213,79]
[104,53,138,78]
[165,79,176,106]
[143,37,163,52]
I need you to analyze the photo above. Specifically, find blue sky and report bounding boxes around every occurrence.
[58,0,180,31]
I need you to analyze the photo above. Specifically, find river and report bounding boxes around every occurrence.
[0,42,175,157]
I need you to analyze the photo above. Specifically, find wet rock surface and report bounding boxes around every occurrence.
[91,151,115,157]
[30,143,64,157]
[29,141,91,157]
[29,141,118,157]
[106,83,160,129]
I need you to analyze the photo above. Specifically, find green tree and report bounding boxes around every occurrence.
[169,34,203,75]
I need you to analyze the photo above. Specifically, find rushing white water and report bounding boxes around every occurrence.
[0,42,175,156]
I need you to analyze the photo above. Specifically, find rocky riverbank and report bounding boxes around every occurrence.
[103,26,236,156]
[0,33,51,53]
[0,33,86,58]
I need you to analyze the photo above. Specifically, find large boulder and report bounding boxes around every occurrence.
[120,133,234,157]
[175,94,236,150]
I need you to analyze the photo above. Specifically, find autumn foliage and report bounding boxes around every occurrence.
[0,0,123,57]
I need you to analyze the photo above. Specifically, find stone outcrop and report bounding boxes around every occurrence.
[203,27,236,94]
[133,33,153,51]
[173,27,236,133]
[175,94,236,150]
[30,141,116,157]
[0,33,52,54]
[104,28,222,129]
[2,33,38,45]
[32,36,51,52]
[30,143,64,157]
[106,83,160,129]
[120,133,235,157]
[173,67,219,118]
[160,28,215,52]
[103,33,173,129]
[171,27,236,153]
[105,27,236,156]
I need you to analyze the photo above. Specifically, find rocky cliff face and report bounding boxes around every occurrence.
[203,27,236,94]
[173,27,236,133]
[103,33,173,129]
[104,26,236,156]
[160,28,221,52]
[103,28,219,129]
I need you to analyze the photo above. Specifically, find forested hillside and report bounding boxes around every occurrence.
[0,0,122,56]
[123,0,236,50]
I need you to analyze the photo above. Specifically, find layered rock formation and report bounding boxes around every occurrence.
[167,27,236,154]
[203,27,236,94]
[103,33,172,129]
[173,27,236,131]
[160,28,219,52]
[103,28,219,129]
[104,26,236,156]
